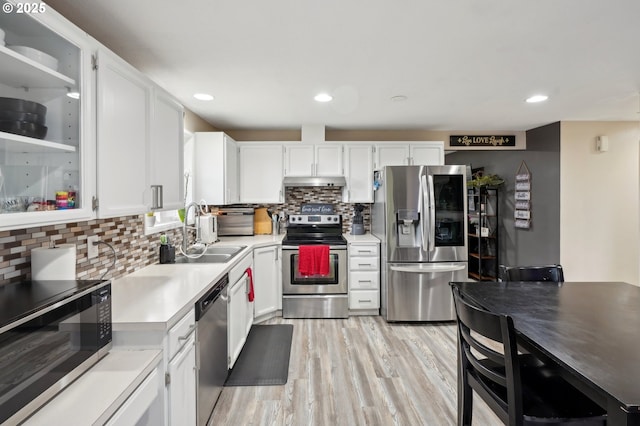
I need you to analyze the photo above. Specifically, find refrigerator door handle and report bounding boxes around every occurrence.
[420,174,429,251]
[390,264,466,273]
[427,174,436,252]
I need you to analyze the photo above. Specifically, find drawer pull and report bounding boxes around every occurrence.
[178,324,195,341]
[358,299,372,303]
[358,263,372,267]
[358,280,372,283]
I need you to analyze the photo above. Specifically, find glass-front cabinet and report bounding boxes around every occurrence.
[0,2,93,230]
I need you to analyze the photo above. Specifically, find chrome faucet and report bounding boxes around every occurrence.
[182,201,201,253]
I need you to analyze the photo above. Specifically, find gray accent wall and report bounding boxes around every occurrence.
[446,122,561,268]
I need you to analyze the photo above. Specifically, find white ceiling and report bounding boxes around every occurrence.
[46,0,640,132]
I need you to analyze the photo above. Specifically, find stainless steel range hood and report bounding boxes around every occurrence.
[283,176,347,187]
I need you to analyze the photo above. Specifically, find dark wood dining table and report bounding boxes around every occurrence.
[451,280,640,426]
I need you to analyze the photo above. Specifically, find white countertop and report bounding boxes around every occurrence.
[343,232,380,244]
[24,349,162,426]
[112,235,284,331]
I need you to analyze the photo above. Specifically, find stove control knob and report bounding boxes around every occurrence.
[333,217,338,222]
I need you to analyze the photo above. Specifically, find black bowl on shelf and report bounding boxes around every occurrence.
[0,110,46,125]
[0,97,47,116]
[0,120,48,139]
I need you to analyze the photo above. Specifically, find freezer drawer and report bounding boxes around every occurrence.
[384,262,467,322]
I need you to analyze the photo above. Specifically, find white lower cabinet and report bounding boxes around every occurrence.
[348,241,380,313]
[228,253,254,369]
[106,363,162,426]
[166,308,197,426]
[167,333,197,426]
[253,245,282,320]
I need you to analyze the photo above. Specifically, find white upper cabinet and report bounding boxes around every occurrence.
[239,143,284,203]
[96,48,184,217]
[149,88,184,211]
[0,5,94,230]
[283,144,343,176]
[96,49,151,218]
[193,132,239,205]
[344,144,374,203]
[374,142,444,169]
[409,142,444,166]
[375,144,410,168]
[283,144,313,176]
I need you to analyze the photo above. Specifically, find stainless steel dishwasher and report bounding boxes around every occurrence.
[195,273,229,426]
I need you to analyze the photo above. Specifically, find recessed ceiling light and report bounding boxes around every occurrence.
[193,93,214,101]
[526,95,548,103]
[391,95,408,102]
[314,93,333,102]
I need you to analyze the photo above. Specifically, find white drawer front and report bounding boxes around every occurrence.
[350,256,378,271]
[349,290,379,309]
[168,309,195,360]
[349,270,379,290]
[349,245,378,256]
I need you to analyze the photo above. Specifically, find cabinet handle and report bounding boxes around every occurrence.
[358,299,372,303]
[178,324,195,341]
[151,185,162,210]
[358,280,373,283]
[358,263,371,267]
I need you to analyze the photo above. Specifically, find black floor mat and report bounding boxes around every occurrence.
[224,324,293,386]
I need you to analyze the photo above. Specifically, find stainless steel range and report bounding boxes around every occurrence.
[282,213,348,318]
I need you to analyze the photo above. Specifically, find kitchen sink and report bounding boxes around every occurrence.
[174,245,247,264]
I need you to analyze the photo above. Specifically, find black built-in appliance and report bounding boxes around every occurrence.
[282,205,348,318]
[0,280,112,424]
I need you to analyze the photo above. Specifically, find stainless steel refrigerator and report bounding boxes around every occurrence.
[372,165,468,321]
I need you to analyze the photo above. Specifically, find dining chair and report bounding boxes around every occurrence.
[451,286,606,426]
[499,264,564,282]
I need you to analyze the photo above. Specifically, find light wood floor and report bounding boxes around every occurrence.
[210,316,502,425]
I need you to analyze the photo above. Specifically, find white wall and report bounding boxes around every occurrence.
[560,122,640,284]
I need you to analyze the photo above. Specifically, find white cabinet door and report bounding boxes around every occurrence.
[228,274,248,368]
[239,143,284,203]
[344,144,374,203]
[375,144,410,169]
[167,333,197,426]
[410,142,444,166]
[0,10,95,230]
[315,145,343,176]
[245,274,254,338]
[283,144,343,176]
[149,88,184,211]
[283,144,314,176]
[253,245,281,318]
[96,49,150,218]
[194,132,239,205]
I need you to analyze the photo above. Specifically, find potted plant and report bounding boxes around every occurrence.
[468,172,505,188]
[145,211,156,227]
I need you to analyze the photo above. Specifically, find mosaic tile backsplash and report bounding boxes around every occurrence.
[0,216,183,286]
[0,187,370,285]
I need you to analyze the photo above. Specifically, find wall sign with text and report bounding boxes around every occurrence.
[514,161,531,229]
[450,135,516,147]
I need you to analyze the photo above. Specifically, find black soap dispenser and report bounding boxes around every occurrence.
[159,234,175,264]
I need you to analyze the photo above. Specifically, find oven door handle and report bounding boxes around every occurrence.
[282,245,347,250]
